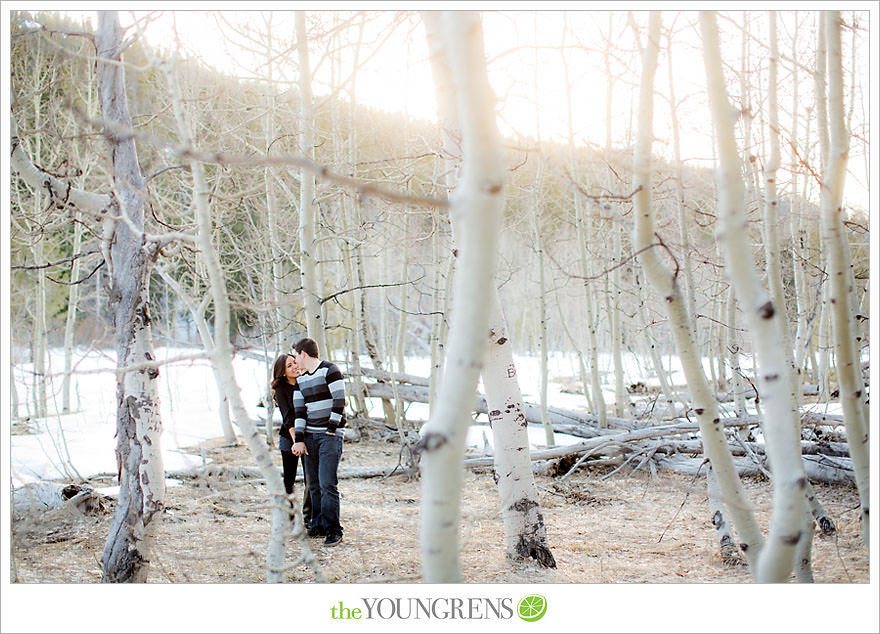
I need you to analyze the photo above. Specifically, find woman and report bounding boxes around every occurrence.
[271,353,311,525]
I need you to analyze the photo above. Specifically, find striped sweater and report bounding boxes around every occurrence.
[293,360,346,441]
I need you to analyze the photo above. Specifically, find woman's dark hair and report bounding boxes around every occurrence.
[270,354,292,392]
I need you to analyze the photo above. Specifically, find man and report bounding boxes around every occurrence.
[291,337,345,546]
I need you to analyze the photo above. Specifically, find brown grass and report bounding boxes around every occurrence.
[10,436,868,584]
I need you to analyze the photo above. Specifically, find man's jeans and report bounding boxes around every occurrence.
[303,431,343,535]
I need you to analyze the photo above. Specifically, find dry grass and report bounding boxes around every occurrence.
[11,436,868,584]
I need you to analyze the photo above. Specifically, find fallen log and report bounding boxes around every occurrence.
[642,438,851,459]
[713,384,820,403]
[356,379,846,435]
[12,482,110,515]
[655,454,854,485]
[166,463,409,482]
[352,367,431,388]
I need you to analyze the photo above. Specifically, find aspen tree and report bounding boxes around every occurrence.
[818,10,869,546]
[295,11,326,354]
[764,11,830,579]
[164,55,321,582]
[634,12,763,573]
[602,14,628,419]
[560,21,606,427]
[726,288,749,418]
[97,11,164,582]
[527,51,555,446]
[418,11,507,581]
[59,74,97,415]
[554,288,594,412]
[422,10,553,571]
[702,10,807,582]
[61,225,84,414]
[27,46,49,420]
[260,14,297,362]
[666,33,699,346]
[608,226,628,417]
[787,16,812,377]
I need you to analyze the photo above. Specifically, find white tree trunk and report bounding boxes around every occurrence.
[483,288,555,567]
[763,12,800,406]
[707,465,741,564]
[532,193,555,446]
[166,56,319,582]
[31,241,48,419]
[609,227,627,418]
[702,10,807,582]
[818,10,869,545]
[418,11,506,583]
[62,213,84,413]
[787,18,812,377]
[636,12,764,573]
[296,12,326,353]
[666,36,700,346]
[561,38,607,427]
[157,271,236,445]
[29,85,48,420]
[726,287,749,417]
[94,11,165,583]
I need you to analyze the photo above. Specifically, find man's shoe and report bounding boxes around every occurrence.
[307,526,325,538]
[324,533,343,547]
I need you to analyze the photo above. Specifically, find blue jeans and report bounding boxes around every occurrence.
[303,432,343,535]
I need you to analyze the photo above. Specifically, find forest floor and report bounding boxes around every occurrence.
[10,434,869,584]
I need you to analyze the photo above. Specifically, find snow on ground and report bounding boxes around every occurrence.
[9,345,844,488]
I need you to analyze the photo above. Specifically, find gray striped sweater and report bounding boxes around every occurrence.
[293,360,346,441]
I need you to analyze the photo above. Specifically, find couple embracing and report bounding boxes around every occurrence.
[271,337,345,547]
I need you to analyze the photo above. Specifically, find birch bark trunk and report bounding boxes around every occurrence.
[764,13,822,574]
[666,36,700,345]
[818,10,869,546]
[531,178,555,446]
[726,288,749,417]
[62,213,84,414]
[483,289,556,567]
[702,10,808,582]
[418,11,506,582]
[295,11,326,354]
[30,79,48,420]
[635,13,764,574]
[95,11,164,583]
[423,10,554,569]
[788,18,812,378]
[165,57,321,582]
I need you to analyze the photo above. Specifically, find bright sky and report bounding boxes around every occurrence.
[20,6,872,210]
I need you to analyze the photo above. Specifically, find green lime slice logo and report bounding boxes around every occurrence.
[517,594,547,622]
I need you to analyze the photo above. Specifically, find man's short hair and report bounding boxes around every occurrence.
[292,337,319,359]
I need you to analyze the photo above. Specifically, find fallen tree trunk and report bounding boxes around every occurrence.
[713,384,820,403]
[12,482,110,515]
[166,463,410,482]
[357,379,845,432]
[644,438,851,459]
[657,455,854,486]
